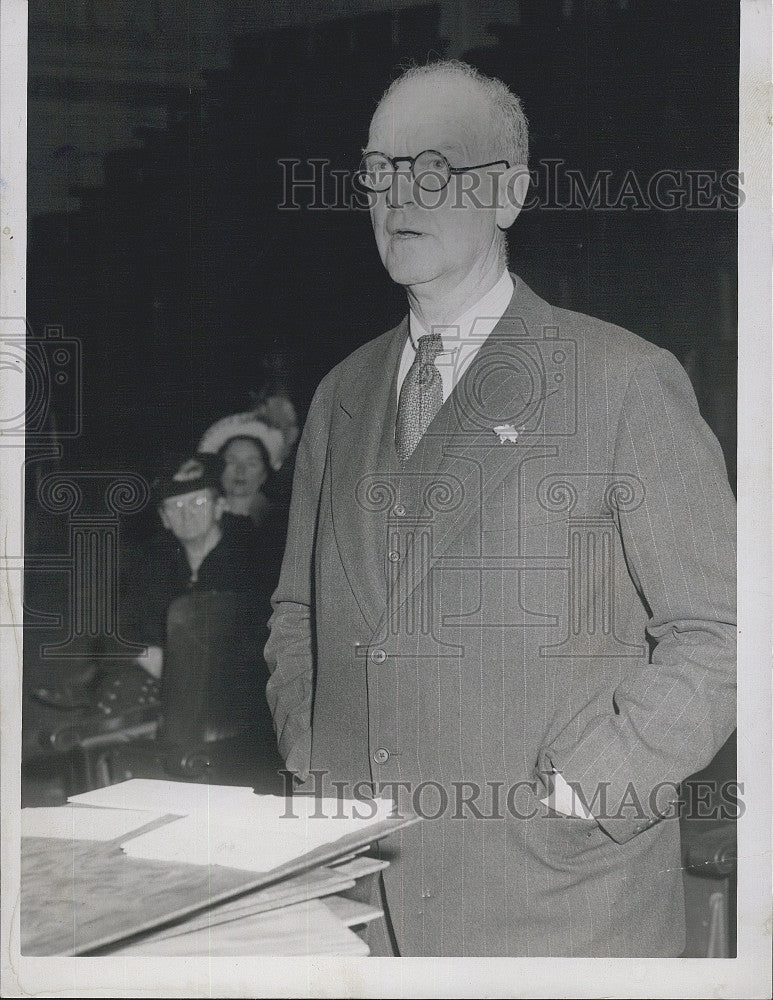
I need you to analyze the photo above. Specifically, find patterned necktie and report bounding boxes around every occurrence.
[395,332,444,461]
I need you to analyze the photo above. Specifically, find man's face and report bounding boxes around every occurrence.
[160,488,223,543]
[366,75,504,291]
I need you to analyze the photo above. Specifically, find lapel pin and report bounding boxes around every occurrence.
[493,424,520,444]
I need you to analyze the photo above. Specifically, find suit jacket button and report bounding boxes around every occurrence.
[373,748,389,764]
[388,550,400,562]
[371,648,387,663]
[393,504,406,517]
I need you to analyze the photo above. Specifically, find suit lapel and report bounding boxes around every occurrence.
[329,319,408,630]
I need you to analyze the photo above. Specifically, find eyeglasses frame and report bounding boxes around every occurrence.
[161,491,214,514]
[358,149,512,192]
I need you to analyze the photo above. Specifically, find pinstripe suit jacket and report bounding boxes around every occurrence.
[264,276,736,956]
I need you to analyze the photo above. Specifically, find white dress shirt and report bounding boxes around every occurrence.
[397,270,514,403]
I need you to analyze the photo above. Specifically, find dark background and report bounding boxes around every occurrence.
[26,0,738,496]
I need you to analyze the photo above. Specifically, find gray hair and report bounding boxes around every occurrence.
[375,60,529,167]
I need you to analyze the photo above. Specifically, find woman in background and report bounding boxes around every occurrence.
[219,433,276,528]
[199,419,282,519]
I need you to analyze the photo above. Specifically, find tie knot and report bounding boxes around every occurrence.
[416,333,443,363]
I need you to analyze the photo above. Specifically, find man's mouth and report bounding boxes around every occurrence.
[390,229,425,239]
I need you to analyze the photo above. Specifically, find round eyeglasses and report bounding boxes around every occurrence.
[162,493,211,514]
[358,149,511,193]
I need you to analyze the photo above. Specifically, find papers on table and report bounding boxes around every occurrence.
[322,894,385,928]
[21,806,164,842]
[68,778,255,814]
[142,857,390,944]
[23,780,417,956]
[68,779,396,874]
[120,792,396,872]
[129,864,359,943]
[110,897,371,957]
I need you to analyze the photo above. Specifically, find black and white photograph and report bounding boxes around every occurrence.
[0,1,770,996]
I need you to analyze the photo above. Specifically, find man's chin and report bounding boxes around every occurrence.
[383,255,442,288]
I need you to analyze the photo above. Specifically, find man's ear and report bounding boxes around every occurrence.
[496,164,530,231]
[159,508,171,531]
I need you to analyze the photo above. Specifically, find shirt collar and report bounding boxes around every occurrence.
[409,270,514,353]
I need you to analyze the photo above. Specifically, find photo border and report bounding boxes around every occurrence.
[1,1,770,996]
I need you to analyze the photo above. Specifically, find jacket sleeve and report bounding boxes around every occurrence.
[263,373,335,782]
[542,346,737,844]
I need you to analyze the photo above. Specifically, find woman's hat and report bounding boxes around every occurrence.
[153,453,224,503]
[197,414,285,469]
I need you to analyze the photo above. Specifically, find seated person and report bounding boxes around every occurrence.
[198,418,291,574]
[199,413,286,525]
[198,391,299,512]
[110,454,286,782]
[219,433,279,532]
[30,454,242,713]
[33,455,284,778]
[121,453,267,681]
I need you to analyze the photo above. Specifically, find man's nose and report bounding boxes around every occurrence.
[386,167,416,208]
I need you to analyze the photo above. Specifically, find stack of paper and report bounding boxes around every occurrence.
[21,806,164,842]
[111,897,372,957]
[68,778,256,814]
[68,779,396,873]
[23,779,418,956]
[110,855,389,955]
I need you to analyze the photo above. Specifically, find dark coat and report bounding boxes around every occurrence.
[121,509,285,647]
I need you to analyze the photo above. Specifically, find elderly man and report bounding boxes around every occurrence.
[264,61,736,956]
